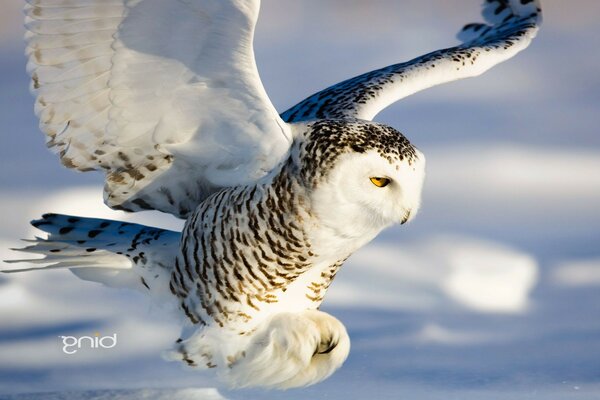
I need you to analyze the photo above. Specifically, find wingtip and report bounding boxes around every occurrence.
[1,265,46,273]
[3,258,33,264]
[1,267,22,273]
[19,238,41,244]
[31,219,51,229]
[9,247,38,254]
[458,0,542,44]
[1,258,33,273]
[1,258,61,273]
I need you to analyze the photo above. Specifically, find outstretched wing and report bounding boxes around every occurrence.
[281,0,542,123]
[26,0,291,218]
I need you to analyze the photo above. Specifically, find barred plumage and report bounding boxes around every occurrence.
[172,120,422,330]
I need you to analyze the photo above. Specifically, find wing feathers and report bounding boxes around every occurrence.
[28,56,113,84]
[25,16,123,35]
[282,0,542,123]
[25,5,124,20]
[25,30,115,51]
[25,0,291,218]
[26,0,123,7]
[26,0,540,219]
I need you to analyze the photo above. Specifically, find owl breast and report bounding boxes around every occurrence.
[169,159,345,332]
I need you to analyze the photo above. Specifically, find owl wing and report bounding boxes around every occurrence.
[26,0,291,218]
[281,0,542,123]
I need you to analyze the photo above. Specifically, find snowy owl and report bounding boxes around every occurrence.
[4,0,541,390]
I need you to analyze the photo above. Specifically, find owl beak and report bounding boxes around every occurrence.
[400,209,412,225]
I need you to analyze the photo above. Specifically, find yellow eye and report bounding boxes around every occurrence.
[370,177,391,188]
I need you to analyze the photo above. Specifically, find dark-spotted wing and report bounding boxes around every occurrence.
[281,0,541,122]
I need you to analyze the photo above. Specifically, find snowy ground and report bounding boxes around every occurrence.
[1,0,599,399]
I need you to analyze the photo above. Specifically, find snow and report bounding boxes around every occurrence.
[552,259,600,287]
[330,236,538,313]
[1,0,599,399]
[1,388,227,400]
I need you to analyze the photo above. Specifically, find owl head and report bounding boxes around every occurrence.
[292,120,425,250]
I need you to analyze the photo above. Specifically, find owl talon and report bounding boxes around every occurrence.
[314,338,338,356]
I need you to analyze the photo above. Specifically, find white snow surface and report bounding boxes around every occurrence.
[1,388,227,400]
[1,0,599,399]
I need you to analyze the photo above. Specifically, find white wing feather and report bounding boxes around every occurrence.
[26,0,291,218]
[281,0,542,122]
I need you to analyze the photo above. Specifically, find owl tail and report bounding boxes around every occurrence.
[3,213,180,295]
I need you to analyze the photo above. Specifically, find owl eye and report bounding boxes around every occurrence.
[370,177,391,188]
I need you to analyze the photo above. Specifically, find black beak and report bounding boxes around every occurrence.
[401,209,411,225]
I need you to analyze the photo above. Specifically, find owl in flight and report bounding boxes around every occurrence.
[5,0,541,389]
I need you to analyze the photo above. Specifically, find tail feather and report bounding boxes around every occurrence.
[3,213,180,296]
[31,213,154,244]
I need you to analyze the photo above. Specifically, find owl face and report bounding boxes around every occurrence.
[310,147,425,239]
[298,120,425,250]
